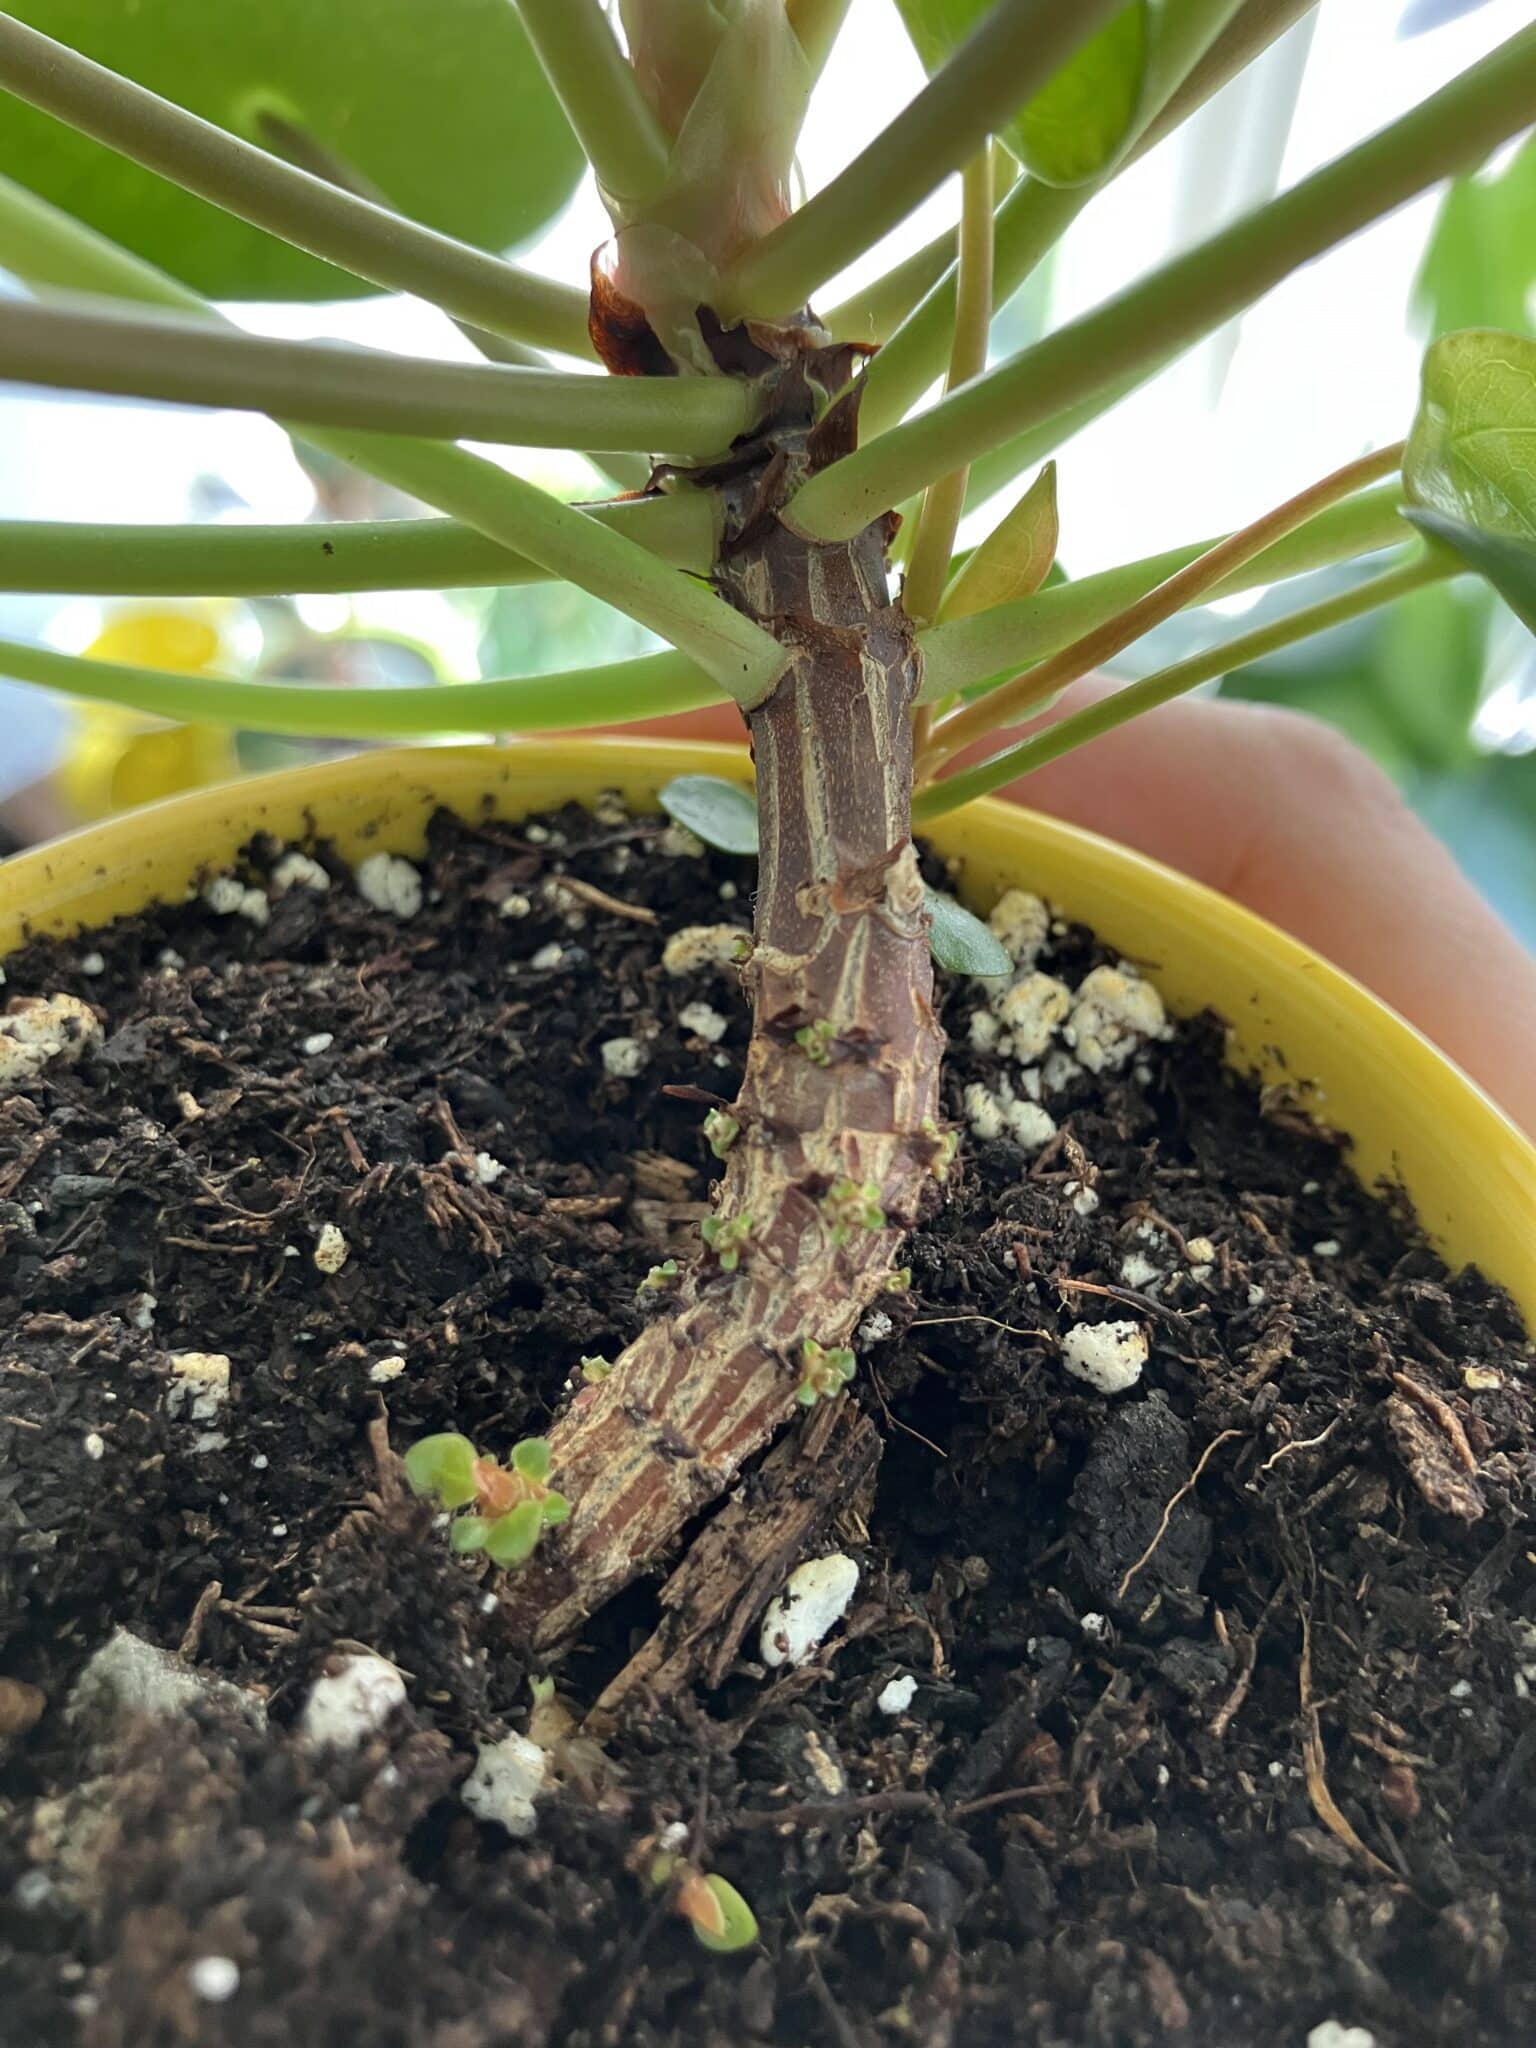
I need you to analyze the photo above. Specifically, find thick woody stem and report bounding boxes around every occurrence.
[506,363,945,1651]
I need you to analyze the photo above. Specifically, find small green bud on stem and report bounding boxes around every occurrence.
[703,1108,740,1159]
[700,1211,754,1272]
[794,1018,837,1066]
[820,1175,886,1245]
[796,1337,857,1406]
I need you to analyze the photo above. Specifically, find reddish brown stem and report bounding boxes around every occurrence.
[506,352,945,1651]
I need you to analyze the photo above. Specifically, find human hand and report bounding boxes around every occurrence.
[614,686,1536,1139]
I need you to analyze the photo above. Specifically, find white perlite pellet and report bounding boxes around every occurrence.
[760,1554,860,1669]
[354,852,422,920]
[369,1355,407,1384]
[461,1732,547,1837]
[962,1079,1056,1152]
[992,971,1072,1061]
[313,1223,350,1275]
[1064,965,1169,1074]
[987,888,1050,967]
[68,1629,262,1737]
[301,1032,333,1056]
[0,993,102,1086]
[1120,1252,1162,1293]
[298,1654,406,1752]
[661,924,748,978]
[473,1152,506,1185]
[677,1000,728,1043]
[188,1957,240,2004]
[271,852,330,894]
[1060,1320,1148,1395]
[165,1352,231,1422]
[1307,2026,1376,2048]
[877,1674,918,1716]
[967,1009,1002,1054]
[202,875,269,925]
[600,1036,649,1079]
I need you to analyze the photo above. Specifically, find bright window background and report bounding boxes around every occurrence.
[0,0,1532,933]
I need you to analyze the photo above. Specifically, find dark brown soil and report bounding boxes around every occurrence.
[2,801,1532,2048]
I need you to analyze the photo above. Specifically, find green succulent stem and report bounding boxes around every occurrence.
[921,441,1404,768]
[512,0,672,210]
[901,152,995,632]
[0,13,594,357]
[788,21,1536,540]
[786,0,855,78]
[715,0,1124,321]
[0,176,748,687]
[0,633,717,739]
[914,552,1450,821]
[0,496,716,598]
[831,2,1320,399]
[916,482,1411,707]
[0,292,751,455]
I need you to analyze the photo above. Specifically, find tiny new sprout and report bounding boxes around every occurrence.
[702,1108,739,1160]
[404,1432,571,1569]
[885,1267,912,1294]
[700,1212,753,1272]
[650,1854,759,1956]
[579,1355,613,1383]
[794,1019,837,1067]
[639,1259,679,1293]
[821,1176,886,1245]
[797,1338,857,1407]
[921,1118,960,1183]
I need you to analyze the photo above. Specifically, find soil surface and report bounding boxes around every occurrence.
[1,801,1532,2048]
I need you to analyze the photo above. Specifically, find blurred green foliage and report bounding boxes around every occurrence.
[1213,137,1536,941]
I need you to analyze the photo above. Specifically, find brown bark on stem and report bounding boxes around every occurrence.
[506,350,945,1652]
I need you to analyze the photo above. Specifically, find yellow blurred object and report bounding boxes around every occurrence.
[50,608,240,824]
[2,739,1532,1318]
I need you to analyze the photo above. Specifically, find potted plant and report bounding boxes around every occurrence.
[1,5,1534,2042]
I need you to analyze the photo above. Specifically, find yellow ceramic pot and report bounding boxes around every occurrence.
[3,738,1532,1318]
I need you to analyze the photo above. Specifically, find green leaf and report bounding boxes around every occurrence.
[540,1490,572,1528]
[658,774,760,855]
[0,0,584,299]
[403,1433,479,1511]
[511,1437,552,1484]
[1404,328,1536,635]
[1414,130,1536,339]
[1406,510,1536,636]
[924,887,1012,977]
[892,0,1244,187]
[940,462,1059,620]
[451,1515,491,1555]
[485,1500,545,1568]
[691,1874,760,1955]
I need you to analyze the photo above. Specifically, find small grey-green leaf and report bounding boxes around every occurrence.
[925,888,1012,977]
[658,774,760,855]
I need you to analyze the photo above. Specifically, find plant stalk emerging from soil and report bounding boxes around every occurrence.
[511,343,945,1647]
